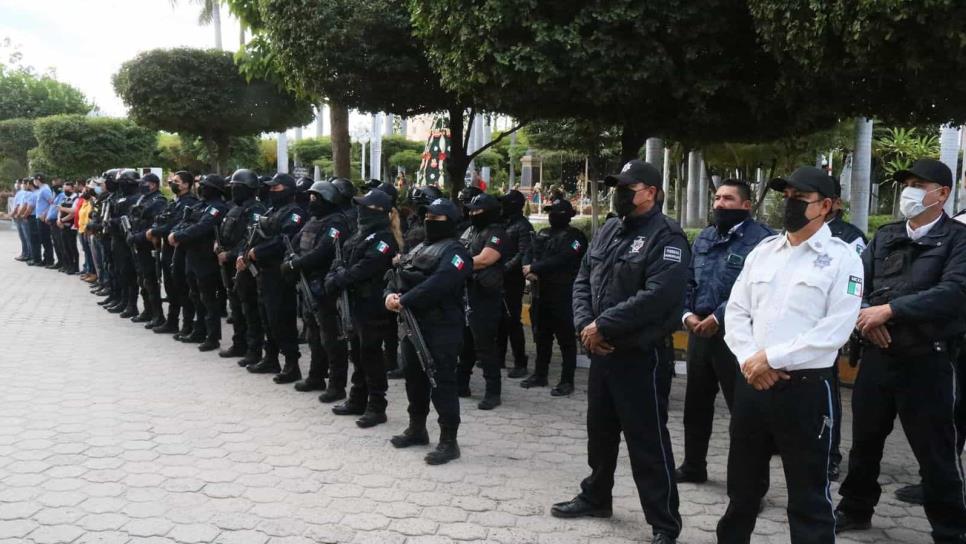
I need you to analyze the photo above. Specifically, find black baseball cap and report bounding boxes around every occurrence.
[603,160,661,188]
[769,166,835,198]
[353,189,393,211]
[543,198,576,217]
[895,158,953,188]
[425,198,462,223]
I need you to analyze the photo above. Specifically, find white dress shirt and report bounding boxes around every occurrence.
[724,223,864,371]
[906,214,942,240]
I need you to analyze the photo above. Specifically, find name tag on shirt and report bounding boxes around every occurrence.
[663,246,682,263]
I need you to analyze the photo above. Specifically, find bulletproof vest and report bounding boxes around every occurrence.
[221,199,265,247]
[298,216,329,254]
[398,238,462,292]
[461,223,504,290]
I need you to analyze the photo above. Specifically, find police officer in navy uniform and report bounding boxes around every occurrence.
[836,159,966,543]
[458,192,507,410]
[387,197,473,464]
[169,174,229,352]
[676,179,774,484]
[148,172,198,336]
[106,169,141,318]
[128,173,168,327]
[218,169,267,366]
[827,178,867,255]
[403,186,443,250]
[456,185,483,234]
[325,189,399,428]
[520,198,587,396]
[242,173,306,380]
[498,190,534,377]
[552,160,687,544]
[282,180,349,396]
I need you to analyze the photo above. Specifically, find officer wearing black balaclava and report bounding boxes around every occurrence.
[240,173,306,381]
[282,180,350,397]
[217,169,268,367]
[404,186,443,251]
[128,173,168,327]
[147,171,198,337]
[170,174,229,352]
[105,169,142,319]
[331,177,358,236]
[456,185,483,234]
[497,189,534,378]
[92,170,120,303]
[387,197,473,465]
[457,192,507,410]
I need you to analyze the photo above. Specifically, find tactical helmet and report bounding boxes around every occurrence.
[101,169,120,182]
[331,177,357,202]
[466,192,500,212]
[229,169,260,189]
[266,172,297,191]
[141,173,161,186]
[116,169,141,185]
[307,180,342,206]
[296,176,314,194]
[457,185,483,205]
[501,190,526,214]
[375,182,399,205]
[199,174,227,192]
[409,185,443,206]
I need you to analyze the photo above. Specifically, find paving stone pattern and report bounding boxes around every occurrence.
[0,227,938,543]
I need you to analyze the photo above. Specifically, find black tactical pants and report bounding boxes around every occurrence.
[257,267,299,359]
[234,269,262,354]
[347,320,391,413]
[681,329,739,472]
[404,321,463,428]
[498,272,528,369]
[223,265,246,349]
[533,286,577,384]
[171,248,194,330]
[459,290,502,398]
[305,299,348,387]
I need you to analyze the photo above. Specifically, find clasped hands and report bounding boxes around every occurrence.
[579,321,614,356]
[855,304,893,349]
[741,350,790,391]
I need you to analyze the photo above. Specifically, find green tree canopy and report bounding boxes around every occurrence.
[0,65,91,121]
[113,48,314,171]
[32,115,157,179]
[0,118,37,170]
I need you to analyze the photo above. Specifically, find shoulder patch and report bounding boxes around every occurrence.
[847,275,863,297]
[570,239,582,252]
[327,227,341,239]
[290,213,302,224]
[365,233,376,241]
[663,246,682,263]
[489,235,502,245]
[451,254,465,270]
[208,207,221,217]
[375,240,390,254]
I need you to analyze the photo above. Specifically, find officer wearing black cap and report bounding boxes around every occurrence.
[836,158,966,542]
[458,192,507,410]
[520,197,587,396]
[106,169,142,318]
[828,177,867,255]
[295,176,314,209]
[676,179,774,484]
[717,166,863,543]
[241,173,306,379]
[331,177,359,236]
[128,173,168,327]
[498,189,534,378]
[169,174,229,352]
[218,169,268,366]
[374,181,403,380]
[552,160,686,544]
[324,189,399,427]
[282,180,349,396]
[387,197,473,464]
[148,171,199,336]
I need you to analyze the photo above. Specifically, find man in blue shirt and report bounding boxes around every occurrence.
[31,173,55,266]
[12,180,31,262]
[676,179,774,483]
[20,180,41,266]
[46,178,66,270]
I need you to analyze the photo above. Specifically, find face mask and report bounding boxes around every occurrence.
[93,185,103,195]
[232,185,253,206]
[613,186,640,218]
[357,206,388,231]
[899,186,941,219]
[471,210,494,229]
[139,184,150,195]
[268,190,291,208]
[424,219,456,242]
[712,208,750,233]
[309,198,338,218]
[783,197,819,233]
[105,180,119,192]
[548,212,571,229]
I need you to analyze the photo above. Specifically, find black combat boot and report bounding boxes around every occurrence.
[218,344,247,358]
[318,387,346,403]
[390,415,429,448]
[153,310,180,334]
[520,374,548,389]
[331,398,366,415]
[131,292,153,323]
[272,356,302,384]
[237,349,261,368]
[198,337,220,352]
[356,401,388,428]
[425,425,460,465]
[247,355,281,374]
[180,330,206,344]
[294,377,325,392]
[478,395,502,410]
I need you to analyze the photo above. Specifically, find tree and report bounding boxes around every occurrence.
[235,0,522,195]
[0,118,37,171]
[32,115,157,179]
[113,48,313,172]
[0,65,90,121]
[388,150,423,178]
[410,0,835,160]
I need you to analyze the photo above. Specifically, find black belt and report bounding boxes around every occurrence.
[782,368,833,383]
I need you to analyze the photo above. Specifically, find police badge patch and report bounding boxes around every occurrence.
[629,236,646,254]
[814,253,832,269]
[208,207,220,217]
[290,213,302,224]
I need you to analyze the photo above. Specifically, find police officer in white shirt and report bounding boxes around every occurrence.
[716,166,864,544]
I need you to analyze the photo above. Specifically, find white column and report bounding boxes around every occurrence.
[850,117,873,233]
[360,140,366,180]
[939,124,961,215]
[698,158,710,223]
[686,150,702,228]
[369,113,382,181]
[662,147,671,215]
[315,105,325,137]
[384,114,394,137]
[645,138,664,171]
[481,116,492,185]
[293,127,303,169]
[400,117,408,139]
[276,132,288,174]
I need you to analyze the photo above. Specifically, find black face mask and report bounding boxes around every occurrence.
[613,186,640,218]
[201,186,222,201]
[268,189,292,208]
[712,208,750,233]
[309,198,338,218]
[548,212,571,229]
[783,197,817,233]
[139,183,150,195]
[357,206,388,232]
[424,219,456,242]
[232,185,253,206]
[471,208,497,229]
[105,180,119,192]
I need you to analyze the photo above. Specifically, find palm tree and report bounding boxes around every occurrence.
[170,0,223,50]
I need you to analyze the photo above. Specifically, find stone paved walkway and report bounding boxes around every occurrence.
[0,226,939,543]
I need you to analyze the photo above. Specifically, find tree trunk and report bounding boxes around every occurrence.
[446,106,468,198]
[619,121,648,164]
[851,117,873,233]
[212,1,223,51]
[329,102,350,178]
[205,134,229,173]
[239,23,246,47]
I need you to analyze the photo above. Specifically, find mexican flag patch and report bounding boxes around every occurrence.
[847,275,863,297]
[489,236,501,245]
[451,255,465,270]
[290,213,302,224]
[571,240,581,252]
[327,228,340,239]
[208,207,220,217]
[376,241,390,254]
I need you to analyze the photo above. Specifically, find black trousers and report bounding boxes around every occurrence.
[347,319,391,412]
[50,225,64,266]
[838,347,966,542]
[957,348,966,455]
[111,236,137,308]
[257,267,299,359]
[185,270,208,338]
[136,248,160,310]
[198,272,221,341]
[578,346,681,538]
[404,322,463,428]
[681,330,739,471]
[61,228,79,272]
[533,287,577,384]
[224,266,246,349]
[305,300,348,386]
[498,272,528,368]
[459,290,502,398]
[37,219,54,264]
[717,370,836,544]
[234,269,262,354]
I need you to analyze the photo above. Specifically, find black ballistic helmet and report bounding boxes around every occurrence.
[229,169,260,189]
[116,169,140,185]
[466,192,500,212]
[266,173,297,191]
[331,177,357,202]
[296,176,314,194]
[101,169,120,182]
[458,185,483,205]
[409,185,443,206]
[307,180,342,206]
[200,174,226,192]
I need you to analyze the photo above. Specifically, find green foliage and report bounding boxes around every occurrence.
[0,118,37,167]
[113,48,314,170]
[381,136,424,163]
[290,137,332,165]
[257,138,278,173]
[0,158,25,181]
[867,214,897,235]
[473,149,503,170]
[388,150,422,177]
[0,65,91,121]
[32,115,158,179]
[873,127,940,180]
[154,132,206,173]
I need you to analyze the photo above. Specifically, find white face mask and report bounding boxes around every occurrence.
[899,186,942,219]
